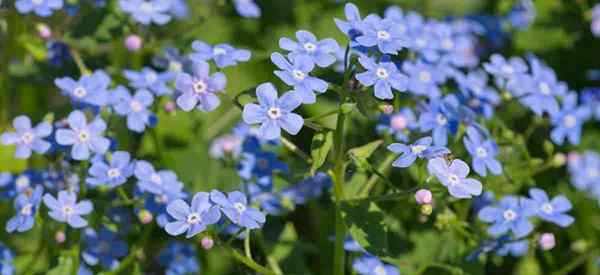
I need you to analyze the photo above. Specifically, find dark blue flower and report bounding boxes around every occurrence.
[237,150,288,180]
[281,173,332,205]
[82,228,128,270]
[158,242,200,275]
[6,185,43,233]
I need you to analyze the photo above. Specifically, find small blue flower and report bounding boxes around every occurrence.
[496,240,529,257]
[427,157,482,199]
[568,151,600,191]
[514,56,567,116]
[165,192,221,238]
[112,86,156,133]
[6,185,43,233]
[238,151,288,181]
[463,126,502,177]
[1,116,52,159]
[144,189,187,228]
[526,188,574,227]
[43,190,93,228]
[375,108,416,142]
[356,55,408,100]
[210,190,266,229]
[483,54,527,86]
[134,160,183,195]
[0,243,14,275]
[55,70,111,107]
[175,61,226,112]
[86,151,135,189]
[506,0,536,30]
[550,93,591,145]
[271,53,328,104]
[418,97,460,146]
[56,111,110,160]
[478,196,537,238]
[242,83,304,140]
[456,70,501,118]
[352,255,399,275]
[82,228,128,270]
[279,31,340,68]
[123,67,173,96]
[233,0,261,18]
[190,41,251,68]
[281,173,332,205]
[119,0,171,25]
[356,17,409,54]
[402,60,446,98]
[15,0,63,17]
[158,242,200,275]
[334,3,364,38]
[153,47,188,73]
[388,136,450,168]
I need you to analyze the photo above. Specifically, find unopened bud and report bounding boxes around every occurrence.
[164,101,176,113]
[420,204,433,215]
[201,236,214,250]
[380,104,394,114]
[36,24,52,39]
[124,35,142,52]
[552,153,566,167]
[415,189,432,205]
[138,209,153,224]
[55,231,66,244]
[539,233,555,250]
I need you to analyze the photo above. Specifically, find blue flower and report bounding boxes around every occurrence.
[210,190,266,229]
[496,240,529,257]
[456,70,501,118]
[388,136,450,168]
[352,255,399,275]
[1,116,52,159]
[271,53,328,104]
[43,190,93,228]
[6,185,43,233]
[506,0,536,30]
[0,243,14,275]
[427,157,482,199]
[478,196,537,238]
[190,41,251,68]
[550,93,591,145]
[418,97,460,146]
[144,189,187,228]
[158,242,199,275]
[526,188,574,227]
[334,3,364,38]
[82,228,128,270]
[86,151,135,189]
[355,16,409,54]
[356,56,408,100]
[463,126,502,177]
[568,151,600,191]
[242,83,304,140]
[15,0,63,17]
[118,0,171,25]
[402,60,446,98]
[175,61,226,112]
[134,160,183,195]
[153,47,188,73]
[514,56,567,116]
[112,86,156,133]
[281,173,332,205]
[376,108,416,142]
[238,151,288,181]
[165,192,221,238]
[483,54,527,84]
[279,31,340,68]
[123,67,173,96]
[56,111,110,160]
[233,0,261,18]
[55,70,111,107]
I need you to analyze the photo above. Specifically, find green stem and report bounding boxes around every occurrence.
[359,153,396,197]
[280,137,312,164]
[68,47,90,75]
[305,109,338,122]
[255,231,283,275]
[332,108,347,275]
[229,248,277,275]
[550,250,596,275]
[108,224,154,275]
[244,229,253,259]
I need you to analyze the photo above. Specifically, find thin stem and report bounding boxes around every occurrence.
[305,109,338,122]
[332,109,347,275]
[550,250,596,275]
[359,153,396,197]
[255,231,283,275]
[244,229,253,259]
[108,224,154,275]
[280,137,312,164]
[229,248,277,275]
[68,47,90,75]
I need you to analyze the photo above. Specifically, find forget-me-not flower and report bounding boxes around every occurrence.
[112,86,155,133]
[1,116,52,159]
[526,188,574,227]
[15,0,63,17]
[210,190,266,229]
[463,126,502,177]
[334,3,364,38]
[165,192,221,238]
[568,151,600,191]
[496,240,529,257]
[352,255,399,275]
[86,151,135,189]
[233,0,261,18]
[119,0,172,25]
[43,190,93,228]
[550,93,591,145]
[515,56,567,116]
[356,17,409,54]
[56,110,110,160]
[190,41,251,68]
[478,196,537,238]
[135,160,183,195]
[356,56,408,100]
[279,30,340,68]
[375,108,416,142]
[418,97,460,146]
[55,70,111,107]
[175,60,226,112]
[123,67,173,96]
[402,60,446,98]
[427,157,482,199]
[242,83,304,140]
[271,53,328,104]
[82,228,128,270]
[388,136,450,168]
[6,185,43,233]
[483,54,528,81]
[158,242,200,275]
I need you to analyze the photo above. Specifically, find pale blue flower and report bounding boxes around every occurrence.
[279,30,340,67]
[55,111,110,160]
[427,157,482,199]
[271,53,328,104]
[165,192,221,238]
[43,191,93,228]
[1,116,52,159]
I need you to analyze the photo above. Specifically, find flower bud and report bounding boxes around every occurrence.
[420,204,433,216]
[539,233,555,251]
[415,189,432,205]
[552,153,566,167]
[138,209,154,224]
[380,104,394,114]
[36,23,52,39]
[164,101,176,113]
[201,236,214,250]
[55,231,66,244]
[124,35,142,52]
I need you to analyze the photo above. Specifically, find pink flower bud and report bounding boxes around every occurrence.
[381,104,394,114]
[55,231,66,244]
[201,236,214,250]
[36,24,52,39]
[390,115,407,130]
[138,209,154,224]
[415,189,432,205]
[539,233,555,250]
[164,101,176,113]
[124,35,142,52]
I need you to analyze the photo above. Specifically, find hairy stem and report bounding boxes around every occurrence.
[332,108,347,275]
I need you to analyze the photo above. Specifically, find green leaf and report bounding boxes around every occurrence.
[47,253,74,275]
[348,140,383,159]
[270,223,299,262]
[340,200,389,256]
[352,90,380,118]
[515,255,541,275]
[310,131,333,175]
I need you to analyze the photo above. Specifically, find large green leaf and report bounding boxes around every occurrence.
[340,200,389,256]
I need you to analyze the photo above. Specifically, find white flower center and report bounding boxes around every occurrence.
[419,71,431,83]
[21,203,33,216]
[21,132,35,144]
[32,0,44,5]
[374,266,387,275]
[410,145,426,154]
[145,72,157,83]
[436,114,447,125]
[150,173,162,185]
[140,2,154,13]
[130,100,143,112]
[501,65,514,75]
[78,131,91,142]
[168,61,182,72]
[107,168,121,179]
[441,38,454,50]
[398,24,407,34]
[503,209,518,221]
[563,115,577,128]
[303,42,317,52]
[73,86,87,98]
[377,30,391,40]
[62,205,75,216]
[476,147,488,158]
[155,194,168,203]
[234,202,247,213]
[186,212,201,224]
[192,80,207,94]
[390,116,407,130]
[267,107,282,119]
[376,67,389,79]
[541,203,554,214]
[447,173,460,184]
[539,82,551,95]
[292,70,306,80]
[213,47,227,56]
[587,168,599,178]
[15,176,30,189]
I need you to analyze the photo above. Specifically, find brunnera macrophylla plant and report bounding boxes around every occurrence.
[1,0,600,274]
